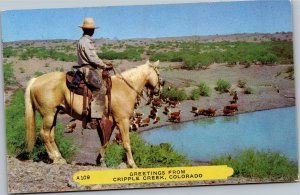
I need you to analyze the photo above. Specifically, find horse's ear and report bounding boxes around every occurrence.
[153,60,159,67]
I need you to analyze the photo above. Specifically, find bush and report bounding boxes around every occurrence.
[149,41,293,69]
[286,66,294,80]
[216,79,231,93]
[105,132,191,168]
[3,46,17,58]
[238,79,247,88]
[211,148,298,181]
[19,67,25,73]
[6,90,76,162]
[19,47,77,62]
[244,86,254,94]
[98,45,144,61]
[34,71,44,77]
[198,82,211,96]
[3,62,16,85]
[190,88,200,100]
[160,87,188,101]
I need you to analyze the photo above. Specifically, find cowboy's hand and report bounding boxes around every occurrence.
[104,60,113,66]
[105,64,113,70]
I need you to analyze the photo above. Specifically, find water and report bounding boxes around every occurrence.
[141,107,298,162]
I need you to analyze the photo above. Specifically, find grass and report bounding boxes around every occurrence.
[19,67,25,73]
[190,88,201,100]
[149,41,293,69]
[198,82,211,96]
[190,82,211,100]
[6,90,76,162]
[238,79,247,88]
[19,47,77,62]
[211,148,298,181]
[160,87,188,101]
[34,71,45,77]
[105,132,191,168]
[286,66,294,80]
[3,62,16,85]
[4,40,293,69]
[3,46,18,58]
[244,86,255,94]
[98,45,144,61]
[216,79,231,93]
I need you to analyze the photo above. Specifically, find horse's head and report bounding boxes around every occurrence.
[146,60,165,96]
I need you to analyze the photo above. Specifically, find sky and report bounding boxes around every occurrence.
[0,0,293,42]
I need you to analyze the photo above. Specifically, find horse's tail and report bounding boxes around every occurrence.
[25,78,37,152]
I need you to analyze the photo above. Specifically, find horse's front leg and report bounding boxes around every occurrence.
[118,118,137,168]
[96,122,116,166]
[96,144,108,167]
[41,114,66,164]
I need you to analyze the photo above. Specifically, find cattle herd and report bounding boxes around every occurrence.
[129,88,240,132]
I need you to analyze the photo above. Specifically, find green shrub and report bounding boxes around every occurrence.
[6,90,76,162]
[238,79,247,88]
[105,143,125,167]
[34,71,44,77]
[19,67,25,73]
[55,67,64,72]
[19,47,76,62]
[244,86,255,94]
[211,148,298,181]
[198,82,211,96]
[216,79,231,93]
[105,132,191,168]
[98,45,144,61]
[190,88,200,100]
[3,62,16,85]
[160,87,188,101]
[286,66,294,80]
[149,41,293,69]
[3,46,17,58]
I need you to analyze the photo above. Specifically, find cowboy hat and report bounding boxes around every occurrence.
[79,18,99,29]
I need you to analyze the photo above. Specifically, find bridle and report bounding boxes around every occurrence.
[149,66,162,96]
[112,66,162,100]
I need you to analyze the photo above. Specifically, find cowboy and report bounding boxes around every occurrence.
[77,17,112,128]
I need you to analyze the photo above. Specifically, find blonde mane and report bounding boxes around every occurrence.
[116,63,149,83]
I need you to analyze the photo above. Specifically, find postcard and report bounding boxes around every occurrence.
[1,0,298,193]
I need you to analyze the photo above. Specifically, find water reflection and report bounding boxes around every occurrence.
[165,123,187,131]
[192,117,216,127]
[222,115,239,123]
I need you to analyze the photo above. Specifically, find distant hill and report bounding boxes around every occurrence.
[3,32,293,48]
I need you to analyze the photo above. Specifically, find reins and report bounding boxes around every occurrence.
[112,67,148,101]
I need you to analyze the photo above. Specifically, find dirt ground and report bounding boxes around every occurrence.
[8,156,291,193]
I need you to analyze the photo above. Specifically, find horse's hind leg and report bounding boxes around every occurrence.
[40,114,66,164]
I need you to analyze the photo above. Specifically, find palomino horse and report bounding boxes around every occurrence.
[25,60,161,168]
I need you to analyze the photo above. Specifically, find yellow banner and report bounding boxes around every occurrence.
[73,165,234,185]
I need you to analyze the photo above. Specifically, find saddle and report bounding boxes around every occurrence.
[66,70,93,128]
[66,70,113,145]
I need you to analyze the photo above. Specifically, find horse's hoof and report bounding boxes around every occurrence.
[53,158,67,164]
[129,163,138,168]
